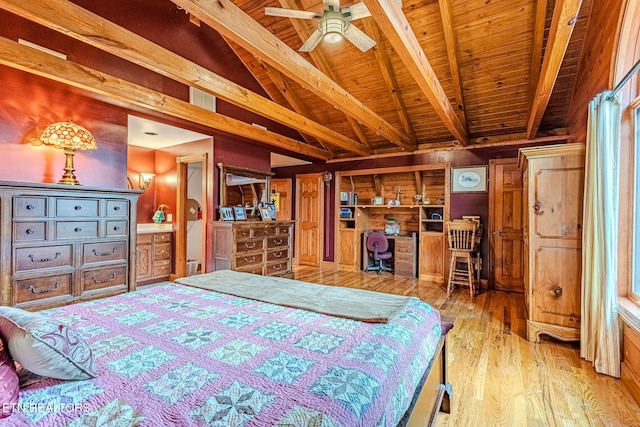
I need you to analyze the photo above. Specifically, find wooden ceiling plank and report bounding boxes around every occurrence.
[0,36,330,160]
[277,0,372,149]
[361,17,417,142]
[529,0,548,113]
[438,0,466,123]
[526,0,583,139]
[0,0,368,156]
[172,0,414,151]
[362,0,469,146]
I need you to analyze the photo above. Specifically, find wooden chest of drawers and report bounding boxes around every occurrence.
[136,231,172,284]
[0,181,140,310]
[212,220,294,278]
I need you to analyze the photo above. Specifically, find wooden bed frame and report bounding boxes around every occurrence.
[401,316,454,427]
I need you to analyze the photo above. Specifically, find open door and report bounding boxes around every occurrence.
[176,154,208,278]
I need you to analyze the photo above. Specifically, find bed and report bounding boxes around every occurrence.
[0,270,452,426]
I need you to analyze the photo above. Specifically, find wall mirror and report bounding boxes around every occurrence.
[218,163,272,209]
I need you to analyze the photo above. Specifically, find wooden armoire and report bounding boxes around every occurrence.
[518,144,586,343]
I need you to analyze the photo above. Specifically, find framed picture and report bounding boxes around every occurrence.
[259,206,272,221]
[451,166,488,193]
[233,206,247,221]
[219,206,234,221]
[267,203,277,220]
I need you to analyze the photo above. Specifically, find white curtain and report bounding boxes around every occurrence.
[580,92,621,377]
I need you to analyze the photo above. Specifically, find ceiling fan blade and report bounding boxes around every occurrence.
[343,24,376,52]
[299,29,324,52]
[343,3,371,21]
[265,7,320,20]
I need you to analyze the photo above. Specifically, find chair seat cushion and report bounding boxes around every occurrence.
[377,252,393,260]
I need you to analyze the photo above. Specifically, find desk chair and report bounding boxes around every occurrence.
[365,231,393,274]
[446,221,479,297]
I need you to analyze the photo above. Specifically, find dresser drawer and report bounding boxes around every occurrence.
[235,252,264,268]
[14,197,47,217]
[235,238,264,253]
[266,248,288,262]
[277,226,291,236]
[137,233,153,244]
[154,242,171,260]
[236,264,263,275]
[154,260,171,277]
[265,260,289,276]
[82,266,126,291]
[56,198,99,217]
[234,228,253,239]
[15,273,72,303]
[15,245,73,272]
[14,222,46,242]
[106,200,128,217]
[254,226,277,238]
[267,236,288,249]
[106,221,128,237]
[153,233,172,243]
[83,241,127,264]
[56,221,99,239]
[394,240,415,254]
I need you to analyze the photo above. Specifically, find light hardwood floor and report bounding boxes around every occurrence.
[290,266,640,427]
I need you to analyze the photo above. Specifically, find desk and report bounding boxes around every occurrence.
[362,231,417,277]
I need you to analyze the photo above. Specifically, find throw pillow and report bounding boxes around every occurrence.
[0,342,19,419]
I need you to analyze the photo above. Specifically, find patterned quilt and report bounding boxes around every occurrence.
[2,283,442,426]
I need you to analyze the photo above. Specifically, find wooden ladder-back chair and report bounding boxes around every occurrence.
[446,221,478,297]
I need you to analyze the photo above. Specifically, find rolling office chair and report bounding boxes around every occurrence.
[365,231,393,274]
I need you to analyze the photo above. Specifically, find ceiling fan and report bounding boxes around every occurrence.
[265,0,376,52]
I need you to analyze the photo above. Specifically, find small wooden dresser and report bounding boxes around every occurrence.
[212,220,294,278]
[136,229,173,285]
[0,181,140,310]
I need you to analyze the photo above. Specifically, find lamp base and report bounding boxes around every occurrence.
[58,148,82,186]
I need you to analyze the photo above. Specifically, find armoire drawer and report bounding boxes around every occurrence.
[265,261,288,276]
[106,200,128,217]
[106,221,128,237]
[15,245,73,272]
[56,221,99,239]
[56,198,99,217]
[14,197,47,217]
[235,252,264,268]
[14,222,46,242]
[266,248,288,262]
[15,273,72,303]
[253,226,277,238]
[83,241,127,264]
[236,238,264,253]
[267,236,288,249]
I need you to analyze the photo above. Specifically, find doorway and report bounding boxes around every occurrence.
[296,173,323,267]
[176,154,208,277]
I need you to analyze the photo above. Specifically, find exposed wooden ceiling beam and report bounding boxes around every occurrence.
[0,37,330,160]
[171,0,415,152]
[361,17,416,142]
[277,0,372,149]
[529,0,548,108]
[438,0,466,124]
[0,0,367,156]
[526,0,582,139]
[363,0,469,146]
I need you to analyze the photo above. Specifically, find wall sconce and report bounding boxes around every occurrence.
[139,172,155,190]
[40,120,97,185]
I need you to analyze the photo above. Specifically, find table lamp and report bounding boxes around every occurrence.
[40,120,97,185]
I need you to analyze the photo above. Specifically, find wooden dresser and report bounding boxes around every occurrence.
[136,230,172,285]
[212,221,294,278]
[519,144,585,342]
[0,181,140,310]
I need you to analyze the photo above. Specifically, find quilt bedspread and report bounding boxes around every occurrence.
[1,283,441,426]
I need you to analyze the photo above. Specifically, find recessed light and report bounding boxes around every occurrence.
[144,131,158,136]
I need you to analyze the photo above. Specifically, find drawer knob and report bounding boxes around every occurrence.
[74,227,82,232]
[28,281,60,294]
[93,247,117,257]
[26,204,35,210]
[113,206,121,211]
[74,205,82,210]
[92,273,116,284]
[113,226,121,231]
[28,252,61,263]
[26,228,35,235]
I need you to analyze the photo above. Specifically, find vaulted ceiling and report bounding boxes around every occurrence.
[0,0,592,161]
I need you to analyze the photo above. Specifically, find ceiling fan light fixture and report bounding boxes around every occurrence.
[320,17,346,44]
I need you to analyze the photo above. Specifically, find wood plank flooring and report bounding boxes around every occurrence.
[290,266,640,427]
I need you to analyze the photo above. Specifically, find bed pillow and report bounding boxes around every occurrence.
[0,342,19,419]
[0,307,96,380]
